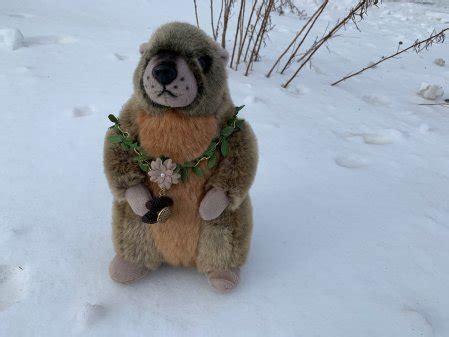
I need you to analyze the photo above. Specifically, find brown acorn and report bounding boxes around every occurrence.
[142,196,174,224]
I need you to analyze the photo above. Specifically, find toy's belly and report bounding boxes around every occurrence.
[136,110,218,266]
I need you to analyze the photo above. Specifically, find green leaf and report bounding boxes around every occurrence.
[184,161,195,168]
[236,119,245,130]
[221,126,234,137]
[207,152,218,169]
[235,105,245,114]
[192,166,203,176]
[220,138,229,157]
[138,163,150,172]
[203,143,217,157]
[181,167,188,182]
[108,114,119,123]
[108,135,123,143]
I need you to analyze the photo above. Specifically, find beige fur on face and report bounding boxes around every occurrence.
[143,56,198,108]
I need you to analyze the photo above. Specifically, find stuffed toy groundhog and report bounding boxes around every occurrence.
[104,22,258,292]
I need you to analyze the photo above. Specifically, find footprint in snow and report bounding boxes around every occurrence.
[401,307,434,337]
[362,95,391,107]
[5,13,35,19]
[23,35,77,47]
[343,129,403,145]
[73,106,95,118]
[334,155,368,169]
[0,265,29,311]
[76,302,107,328]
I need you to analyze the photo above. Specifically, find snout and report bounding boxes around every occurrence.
[152,61,177,85]
[143,55,198,108]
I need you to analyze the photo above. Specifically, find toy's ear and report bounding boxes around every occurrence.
[218,46,229,65]
[139,42,150,55]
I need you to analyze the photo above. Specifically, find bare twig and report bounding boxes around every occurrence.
[215,0,225,40]
[230,0,246,69]
[193,0,200,28]
[221,0,235,48]
[279,0,329,74]
[418,102,449,109]
[244,0,265,62]
[210,0,217,40]
[245,0,275,76]
[282,0,381,88]
[236,0,259,68]
[266,0,328,78]
[332,28,449,86]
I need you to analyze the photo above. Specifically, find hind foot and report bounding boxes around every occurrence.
[109,255,149,284]
[207,268,240,292]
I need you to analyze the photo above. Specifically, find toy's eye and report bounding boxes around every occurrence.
[198,55,212,71]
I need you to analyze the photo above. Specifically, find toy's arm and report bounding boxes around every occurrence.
[104,129,147,202]
[200,121,258,219]
[103,101,149,204]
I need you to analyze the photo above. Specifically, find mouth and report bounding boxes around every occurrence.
[157,87,177,98]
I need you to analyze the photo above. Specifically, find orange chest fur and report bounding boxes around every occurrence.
[135,110,219,267]
[136,110,218,163]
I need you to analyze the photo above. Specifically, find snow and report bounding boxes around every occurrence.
[419,82,445,99]
[1,0,449,336]
[0,28,24,50]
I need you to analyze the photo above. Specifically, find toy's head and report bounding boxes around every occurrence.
[134,22,230,116]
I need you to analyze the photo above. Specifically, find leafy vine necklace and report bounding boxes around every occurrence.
[107,106,245,224]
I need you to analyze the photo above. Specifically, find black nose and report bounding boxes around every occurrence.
[152,61,177,85]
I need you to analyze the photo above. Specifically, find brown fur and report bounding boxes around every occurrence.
[104,22,258,276]
[136,110,218,266]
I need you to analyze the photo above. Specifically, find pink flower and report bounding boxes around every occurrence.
[148,158,181,190]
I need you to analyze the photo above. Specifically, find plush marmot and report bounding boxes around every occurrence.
[104,22,258,292]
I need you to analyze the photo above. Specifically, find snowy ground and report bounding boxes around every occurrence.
[1,0,449,336]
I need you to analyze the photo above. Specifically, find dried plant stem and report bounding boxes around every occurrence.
[193,0,200,28]
[244,0,265,62]
[235,0,259,68]
[210,0,217,40]
[215,0,225,40]
[419,103,449,109]
[221,0,234,48]
[282,0,380,88]
[279,0,329,75]
[245,0,274,76]
[230,0,246,69]
[266,0,328,78]
[332,28,449,86]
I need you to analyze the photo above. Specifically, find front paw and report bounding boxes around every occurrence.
[199,187,229,221]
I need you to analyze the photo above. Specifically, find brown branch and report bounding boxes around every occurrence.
[331,28,449,86]
[215,0,225,41]
[266,0,328,78]
[221,0,234,48]
[210,0,217,40]
[279,0,329,75]
[282,0,381,88]
[230,0,246,69]
[244,0,265,62]
[236,0,259,69]
[245,0,274,76]
[193,0,200,28]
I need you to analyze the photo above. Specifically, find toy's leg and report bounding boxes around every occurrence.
[196,197,253,292]
[109,254,149,284]
[110,201,163,283]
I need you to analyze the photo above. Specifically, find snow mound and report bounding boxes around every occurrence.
[0,265,28,311]
[434,58,446,66]
[418,83,444,100]
[0,28,24,50]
